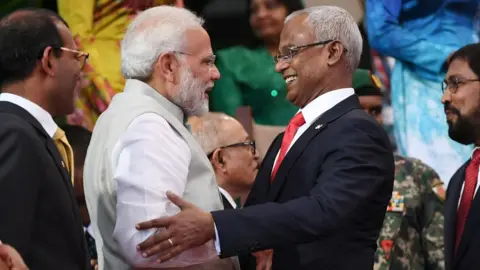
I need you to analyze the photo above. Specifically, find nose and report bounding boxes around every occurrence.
[441,90,450,104]
[275,60,288,73]
[210,65,221,81]
[254,6,268,19]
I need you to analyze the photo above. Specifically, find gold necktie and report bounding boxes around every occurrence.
[53,128,74,184]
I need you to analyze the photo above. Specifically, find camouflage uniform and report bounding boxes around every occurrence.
[374,155,445,270]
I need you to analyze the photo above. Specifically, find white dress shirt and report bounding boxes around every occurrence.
[272,88,355,168]
[218,187,237,209]
[214,88,355,253]
[0,93,57,137]
[112,113,217,268]
[83,225,95,238]
[458,147,480,208]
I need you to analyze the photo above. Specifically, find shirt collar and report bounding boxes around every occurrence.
[218,187,237,209]
[300,88,355,125]
[0,93,57,137]
[472,147,480,159]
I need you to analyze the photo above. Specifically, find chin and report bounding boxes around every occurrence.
[448,128,475,145]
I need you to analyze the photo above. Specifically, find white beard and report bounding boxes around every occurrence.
[172,66,209,117]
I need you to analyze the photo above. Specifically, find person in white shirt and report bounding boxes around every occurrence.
[189,112,260,208]
[83,6,237,270]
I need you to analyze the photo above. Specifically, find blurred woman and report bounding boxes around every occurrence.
[210,0,303,159]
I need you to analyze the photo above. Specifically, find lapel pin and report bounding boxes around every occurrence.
[315,124,323,130]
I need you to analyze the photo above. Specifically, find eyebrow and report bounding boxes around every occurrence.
[279,43,296,50]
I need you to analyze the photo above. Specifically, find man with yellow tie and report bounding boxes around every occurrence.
[0,8,90,270]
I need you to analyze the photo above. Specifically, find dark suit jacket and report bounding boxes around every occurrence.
[0,102,89,269]
[444,160,480,270]
[211,95,394,270]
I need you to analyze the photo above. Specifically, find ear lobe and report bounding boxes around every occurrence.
[326,42,344,66]
[211,149,228,172]
[156,52,181,84]
[41,46,56,77]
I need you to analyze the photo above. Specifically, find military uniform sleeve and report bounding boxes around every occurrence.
[374,193,404,270]
[420,164,445,270]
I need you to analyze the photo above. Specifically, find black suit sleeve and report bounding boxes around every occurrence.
[211,120,394,257]
[0,121,43,255]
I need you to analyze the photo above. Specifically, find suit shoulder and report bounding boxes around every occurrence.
[0,112,37,138]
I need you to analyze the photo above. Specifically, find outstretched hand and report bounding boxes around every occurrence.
[136,191,216,262]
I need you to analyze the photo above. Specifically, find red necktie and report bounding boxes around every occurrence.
[271,112,306,182]
[455,149,480,252]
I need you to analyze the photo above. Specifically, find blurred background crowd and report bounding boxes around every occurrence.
[3,0,477,185]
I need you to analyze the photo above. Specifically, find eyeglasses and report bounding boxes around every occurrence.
[273,40,348,64]
[442,77,480,94]
[55,47,89,70]
[173,51,216,71]
[207,140,256,159]
[38,46,89,70]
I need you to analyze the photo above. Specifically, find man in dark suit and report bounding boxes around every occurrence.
[134,6,394,270]
[442,43,480,270]
[0,9,90,270]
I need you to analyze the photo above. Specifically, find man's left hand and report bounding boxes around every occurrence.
[136,191,216,262]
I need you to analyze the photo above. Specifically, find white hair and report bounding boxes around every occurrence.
[120,6,204,80]
[285,6,363,72]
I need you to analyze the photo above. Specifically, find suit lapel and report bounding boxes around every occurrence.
[444,162,466,268]
[267,95,361,201]
[267,120,326,201]
[0,102,75,203]
[454,161,480,266]
[244,134,282,206]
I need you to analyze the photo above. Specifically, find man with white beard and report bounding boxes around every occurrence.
[83,6,238,270]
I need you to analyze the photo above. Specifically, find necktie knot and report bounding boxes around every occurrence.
[290,112,306,128]
[472,149,480,165]
[54,128,66,140]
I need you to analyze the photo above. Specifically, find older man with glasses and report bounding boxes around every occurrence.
[190,112,259,209]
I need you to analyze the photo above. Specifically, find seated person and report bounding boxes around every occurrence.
[189,112,259,208]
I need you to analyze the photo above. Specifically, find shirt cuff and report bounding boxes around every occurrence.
[214,222,221,255]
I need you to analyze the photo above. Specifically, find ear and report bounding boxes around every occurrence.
[326,41,345,66]
[40,46,57,77]
[211,149,227,173]
[154,52,181,84]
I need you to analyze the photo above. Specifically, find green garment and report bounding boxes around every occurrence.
[375,155,445,270]
[210,46,298,126]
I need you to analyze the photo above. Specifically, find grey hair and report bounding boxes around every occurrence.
[120,6,204,80]
[190,113,235,155]
[285,6,363,72]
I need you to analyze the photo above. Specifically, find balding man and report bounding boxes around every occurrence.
[136,6,394,270]
[190,113,259,208]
